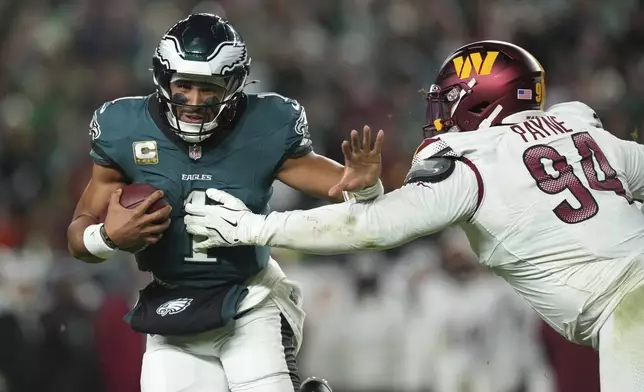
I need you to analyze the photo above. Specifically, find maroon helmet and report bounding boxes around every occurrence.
[423,40,545,138]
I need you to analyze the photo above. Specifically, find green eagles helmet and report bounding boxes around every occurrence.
[152,13,250,143]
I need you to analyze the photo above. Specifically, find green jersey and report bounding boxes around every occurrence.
[89,93,312,288]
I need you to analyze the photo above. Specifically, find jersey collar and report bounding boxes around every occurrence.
[500,110,547,125]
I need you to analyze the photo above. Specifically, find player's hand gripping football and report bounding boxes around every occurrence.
[328,125,385,198]
[103,189,172,251]
[184,189,252,250]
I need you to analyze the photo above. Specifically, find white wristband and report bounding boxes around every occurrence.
[343,179,384,202]
[83,224,117,260]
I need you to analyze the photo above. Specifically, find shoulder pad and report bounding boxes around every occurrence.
[547,101,603,128]
[412,138,457,163]
[92,96,148,141]
[404,157,456,185]
[89,96,148,167]
[97,95,148,116]
[252,92,307,133]
[254,92,301,115]
[253,92,313,158]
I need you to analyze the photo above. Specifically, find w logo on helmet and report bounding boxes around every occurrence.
[452,51,499,79]
[156,298,193,317]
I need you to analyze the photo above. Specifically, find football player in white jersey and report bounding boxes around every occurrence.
[184,40,644,391]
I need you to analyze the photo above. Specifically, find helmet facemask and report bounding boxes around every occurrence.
[153,69,247,144]
[423,79,475,139]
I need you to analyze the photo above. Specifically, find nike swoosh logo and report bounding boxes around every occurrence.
[222,218,238,227]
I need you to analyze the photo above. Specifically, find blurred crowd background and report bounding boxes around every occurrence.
[1,0,643,390]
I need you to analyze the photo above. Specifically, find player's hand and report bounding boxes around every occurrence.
[328,125,384,198]
[103,189,172,251]
[184,189,252,250]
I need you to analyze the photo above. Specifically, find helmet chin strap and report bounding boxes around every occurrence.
[244,80,260,87]
[450,78,478,117]
[165,110,218,143]
[478,104,504,130]
[437,78,477,133]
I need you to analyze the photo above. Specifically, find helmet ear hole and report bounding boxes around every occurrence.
[469,101,490,114]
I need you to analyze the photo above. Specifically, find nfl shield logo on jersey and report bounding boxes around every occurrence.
[189,145,202,160]
[156,298,193,317]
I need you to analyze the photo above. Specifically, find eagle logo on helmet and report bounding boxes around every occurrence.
[89,112,101,140]
[156,37,248,76]
[156,298,193,317]
[207,41,248,75]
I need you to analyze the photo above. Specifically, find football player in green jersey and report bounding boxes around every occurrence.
[67,13,379,392]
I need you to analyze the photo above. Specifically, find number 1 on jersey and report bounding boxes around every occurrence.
[184,190,219,263]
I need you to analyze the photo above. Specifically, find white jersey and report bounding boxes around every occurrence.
[430,101,644,346]
[249,101,644,346]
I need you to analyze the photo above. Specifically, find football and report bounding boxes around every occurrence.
[99,183,169,222]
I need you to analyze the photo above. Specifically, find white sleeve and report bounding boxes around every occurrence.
[244,160,480,254]
[619,138,644,201]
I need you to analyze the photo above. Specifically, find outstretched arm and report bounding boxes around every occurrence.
[185,159,480,255]
[249,161,477,253]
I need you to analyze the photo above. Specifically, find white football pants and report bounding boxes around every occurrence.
[140,298,300,392]
[599,283,644,391]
